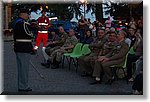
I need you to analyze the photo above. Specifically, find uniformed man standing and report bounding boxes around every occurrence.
[13,8,33,92]
[91,30,129,85]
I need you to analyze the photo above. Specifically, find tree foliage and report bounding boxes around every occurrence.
[86,2,103,22]
[103,1,143,19]
[10,1,142,24]
[11,3,83,21]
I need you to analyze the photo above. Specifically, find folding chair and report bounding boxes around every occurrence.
[110,53,128,84]
[62,43,83,69]
[69,44,91,72]
[110,46,136,84]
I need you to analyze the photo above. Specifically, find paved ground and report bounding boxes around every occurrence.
[2,41,133,95]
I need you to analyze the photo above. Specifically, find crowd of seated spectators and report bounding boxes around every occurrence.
[33,16,143,95]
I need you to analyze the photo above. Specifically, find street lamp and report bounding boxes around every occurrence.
[80,0,87,18]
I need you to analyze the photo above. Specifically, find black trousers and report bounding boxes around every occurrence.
[126,54,140,79]
[132,73,143,92]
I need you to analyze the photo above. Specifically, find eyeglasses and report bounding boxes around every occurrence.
[109,35,116,37]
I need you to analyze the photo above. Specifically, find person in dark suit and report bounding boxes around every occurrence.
[13,8,34,92]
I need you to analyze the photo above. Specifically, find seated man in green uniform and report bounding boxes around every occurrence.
[41,26,68,68]
[49,29,78,69]
[91,30,129,85]
[78,29,106,76]
[79,30,117,77]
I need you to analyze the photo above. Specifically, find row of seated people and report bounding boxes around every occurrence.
[79,27,143,85]
[41,26,97,69]
[41,26,110,69]
[79,29,129,85]
[40,26,143,86]
[41,26,78,69]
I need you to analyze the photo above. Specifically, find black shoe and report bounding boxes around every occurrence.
[18,87,32,92]
[41,62,50,68]
[31,49,37,55]
[51,64,59,69]
[81,73,88,77]
[41,62,47,66]
[90,80,101,85]
[105,79,114,85]
[81,73,91,77]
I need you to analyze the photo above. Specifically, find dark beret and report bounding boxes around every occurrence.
[19,8,30,14]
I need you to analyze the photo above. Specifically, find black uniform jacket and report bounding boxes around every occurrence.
[13,17,33,53]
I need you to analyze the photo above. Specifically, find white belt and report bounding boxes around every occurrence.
[38,31,48,33]
[16,39,32,42]
[39,23,48,25]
